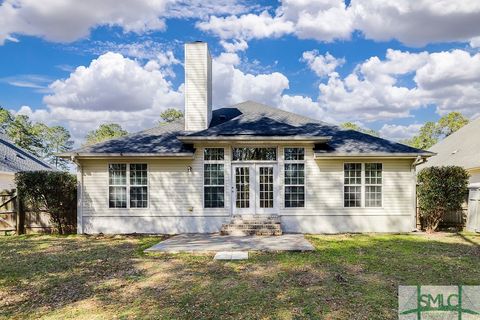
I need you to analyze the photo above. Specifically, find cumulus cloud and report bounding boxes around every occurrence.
[198,0,480,46]
[44,52,182,112]
[21,52,183,141]
[212,53,290,107]
[353,0,480,46]
[197,11,294,40]
[21,49,303,143]
[313,49,480,121]
[302,50,345,77]
[220,39,249,53]
[0,0,250,44]
[379,124,422,141]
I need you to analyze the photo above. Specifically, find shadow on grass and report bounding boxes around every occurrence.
[0,233,479,319]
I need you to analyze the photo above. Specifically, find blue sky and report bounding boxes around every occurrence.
[1,0,480,143]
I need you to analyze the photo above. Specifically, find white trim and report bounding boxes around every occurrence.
[231,163,278,215]
[283,147,306,209]
[107,162,150,210]
[77,163,83,234]
[315,153,433,159]
[342,162,384,209]
[178,135,331,143]
[202,147,226,209]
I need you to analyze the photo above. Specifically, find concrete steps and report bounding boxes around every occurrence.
[221,215,282,236]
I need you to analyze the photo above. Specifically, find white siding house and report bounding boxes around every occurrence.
[62,42,433,235]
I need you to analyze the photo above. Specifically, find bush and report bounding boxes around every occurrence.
[15,171,76,234]
[417,166,469,232]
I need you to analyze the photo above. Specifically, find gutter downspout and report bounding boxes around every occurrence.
[410,156,427,231]
[72,156,83,234]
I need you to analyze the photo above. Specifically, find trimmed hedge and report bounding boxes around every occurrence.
[417,166,469,232]
[15,171,76,234]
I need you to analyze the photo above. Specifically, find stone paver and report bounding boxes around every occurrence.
[145,233,315,253]
[214,251,249,260]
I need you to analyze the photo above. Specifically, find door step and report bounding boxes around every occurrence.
[221,215,282,236]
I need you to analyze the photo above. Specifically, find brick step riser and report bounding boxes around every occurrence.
[222,225,282,230]
[221,230,282,236]
[231,220,281,225]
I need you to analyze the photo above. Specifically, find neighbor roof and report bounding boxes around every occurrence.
[0,135,53,172]
[62,101,432,158]
[421,116,480,170]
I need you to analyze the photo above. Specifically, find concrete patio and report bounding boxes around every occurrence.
[144,233,315,253]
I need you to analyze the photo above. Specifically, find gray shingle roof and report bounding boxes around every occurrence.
[0,135,53,172]
[420,116,480,170]
[65,101,432,157]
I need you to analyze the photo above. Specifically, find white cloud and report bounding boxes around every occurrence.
[44,52,182,112]
[21,49,298,143]
[21,52,183,142]
[352,0,480,46]
[302,50,344,77]
[198,0,480,46]
[212,53,290,107]
[314,49,480,121]
[0,0,250,44]
[220,39,249,52]
[197,10,294,40]
[379,124,422,141]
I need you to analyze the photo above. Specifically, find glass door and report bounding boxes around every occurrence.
[233,165,253,215]
[256,165,276,214]
[232,164,277,215]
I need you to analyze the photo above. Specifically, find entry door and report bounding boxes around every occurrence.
[232,164,277,215]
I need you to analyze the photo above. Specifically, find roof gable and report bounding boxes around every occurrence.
[422,117,480,169]
[0,135,53,172]
[64,101,432,158]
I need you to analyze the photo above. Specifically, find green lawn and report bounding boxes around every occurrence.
[0,233,479,319]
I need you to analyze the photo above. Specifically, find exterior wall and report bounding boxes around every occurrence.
[0,172,15,190]
[78,144,416,234]
[468,168,480,184]
[184,42,212,131]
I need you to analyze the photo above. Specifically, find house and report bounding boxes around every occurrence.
[0,134,53,189]
[60,42,433,235]
[419,117,480,185]
[419,117,480,232]
[0,134,53,233]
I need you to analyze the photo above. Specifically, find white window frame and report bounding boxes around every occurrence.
[108,163,149,209]
[203,148,226,209]
[343,162,383,208]
[283,147,306,208]
[364,162,383,208]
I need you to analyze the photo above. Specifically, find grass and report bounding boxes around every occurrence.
[0,233,479,319]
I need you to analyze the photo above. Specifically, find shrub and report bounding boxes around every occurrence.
[15,171,76,234]
[417,166,469,232]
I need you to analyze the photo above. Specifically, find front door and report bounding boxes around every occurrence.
[232,164,277,215]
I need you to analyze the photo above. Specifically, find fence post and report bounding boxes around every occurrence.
[16,190,25,235]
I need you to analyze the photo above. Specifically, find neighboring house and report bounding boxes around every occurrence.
[60,42,433,235]
[0,134,53,233]
[419,117,480,232]
[419,117,480,184]
[0,134,53,189]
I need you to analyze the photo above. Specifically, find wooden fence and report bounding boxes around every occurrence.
[416,203,468,230]
[0,189,52,235]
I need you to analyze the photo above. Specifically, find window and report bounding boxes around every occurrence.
[109,163,148,208]
[109,164,127,208]
[343,163,382,208]
[365,163,382,207]
[130,164,148,208]
[232,147,276,161]
[204,148,225,208]
[284,148,305,208]
[344,163,362,207]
